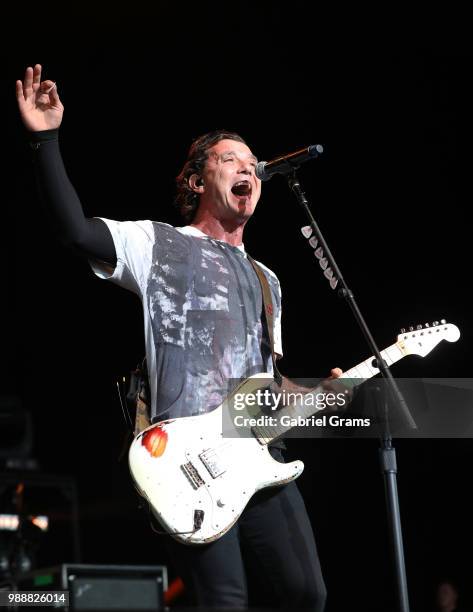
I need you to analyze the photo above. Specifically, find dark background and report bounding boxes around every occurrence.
[1,5,473,611]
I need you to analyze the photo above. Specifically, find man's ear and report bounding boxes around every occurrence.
[188,174,205,193]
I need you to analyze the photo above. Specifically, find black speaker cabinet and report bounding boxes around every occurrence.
[15,563,167,610]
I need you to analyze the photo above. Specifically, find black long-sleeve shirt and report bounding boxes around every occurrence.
[29,128,117,266]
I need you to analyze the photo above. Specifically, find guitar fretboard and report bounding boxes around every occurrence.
[252,341,407,444]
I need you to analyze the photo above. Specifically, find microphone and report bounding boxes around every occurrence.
[255,144,323,181]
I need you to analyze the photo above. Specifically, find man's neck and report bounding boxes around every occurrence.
[190,217,246,247]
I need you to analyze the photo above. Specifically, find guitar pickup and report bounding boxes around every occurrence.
[199,450,226,479]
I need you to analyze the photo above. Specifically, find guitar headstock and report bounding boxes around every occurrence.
[397,320,460,357]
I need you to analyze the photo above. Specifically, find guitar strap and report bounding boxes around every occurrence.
[247,255,283,386]
[131,254,283,437]
[134,373,151,437]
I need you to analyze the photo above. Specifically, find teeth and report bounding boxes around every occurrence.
[231,179,252,197]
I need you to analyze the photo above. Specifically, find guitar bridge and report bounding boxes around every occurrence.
[181,462,205,489]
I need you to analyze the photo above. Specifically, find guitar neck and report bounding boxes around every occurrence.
[253,340,408,444]
[340,340,407,381]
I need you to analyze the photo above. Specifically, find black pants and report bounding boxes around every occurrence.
[164,449,327,611]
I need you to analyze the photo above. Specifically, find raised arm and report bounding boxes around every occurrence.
[16,64,116,265]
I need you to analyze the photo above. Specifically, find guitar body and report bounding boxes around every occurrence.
[129,322,460,545]
[129,374,304,545]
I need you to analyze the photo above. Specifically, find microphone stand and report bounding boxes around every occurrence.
[284,168,416,612]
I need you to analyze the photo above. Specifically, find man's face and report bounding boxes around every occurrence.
[199,139,262,223]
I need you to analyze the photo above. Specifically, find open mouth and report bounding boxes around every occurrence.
[231,180,252,198]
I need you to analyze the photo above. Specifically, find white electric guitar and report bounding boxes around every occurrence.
[129,321,460,545]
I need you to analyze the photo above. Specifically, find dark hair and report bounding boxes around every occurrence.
[175,129,247,223]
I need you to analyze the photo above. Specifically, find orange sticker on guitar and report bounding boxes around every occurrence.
[142,425,168,458]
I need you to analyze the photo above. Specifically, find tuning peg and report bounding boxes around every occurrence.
[433,321,439,326]
[416,324,422,330]
[424,323,430,327]
[301,226,312,239]
[440,319,446,324]
[409,326,414,331]
[400,328,406,334]
[309,236,318,249]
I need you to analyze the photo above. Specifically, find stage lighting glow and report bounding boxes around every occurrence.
[0,514,48,532]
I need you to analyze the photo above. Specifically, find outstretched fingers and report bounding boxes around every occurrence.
[15,80,28,113]
[32,63,42,90]
[22,66,34,99]
[16,63,63,131]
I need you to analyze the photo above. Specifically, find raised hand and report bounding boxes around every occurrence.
[16,64,64,132]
